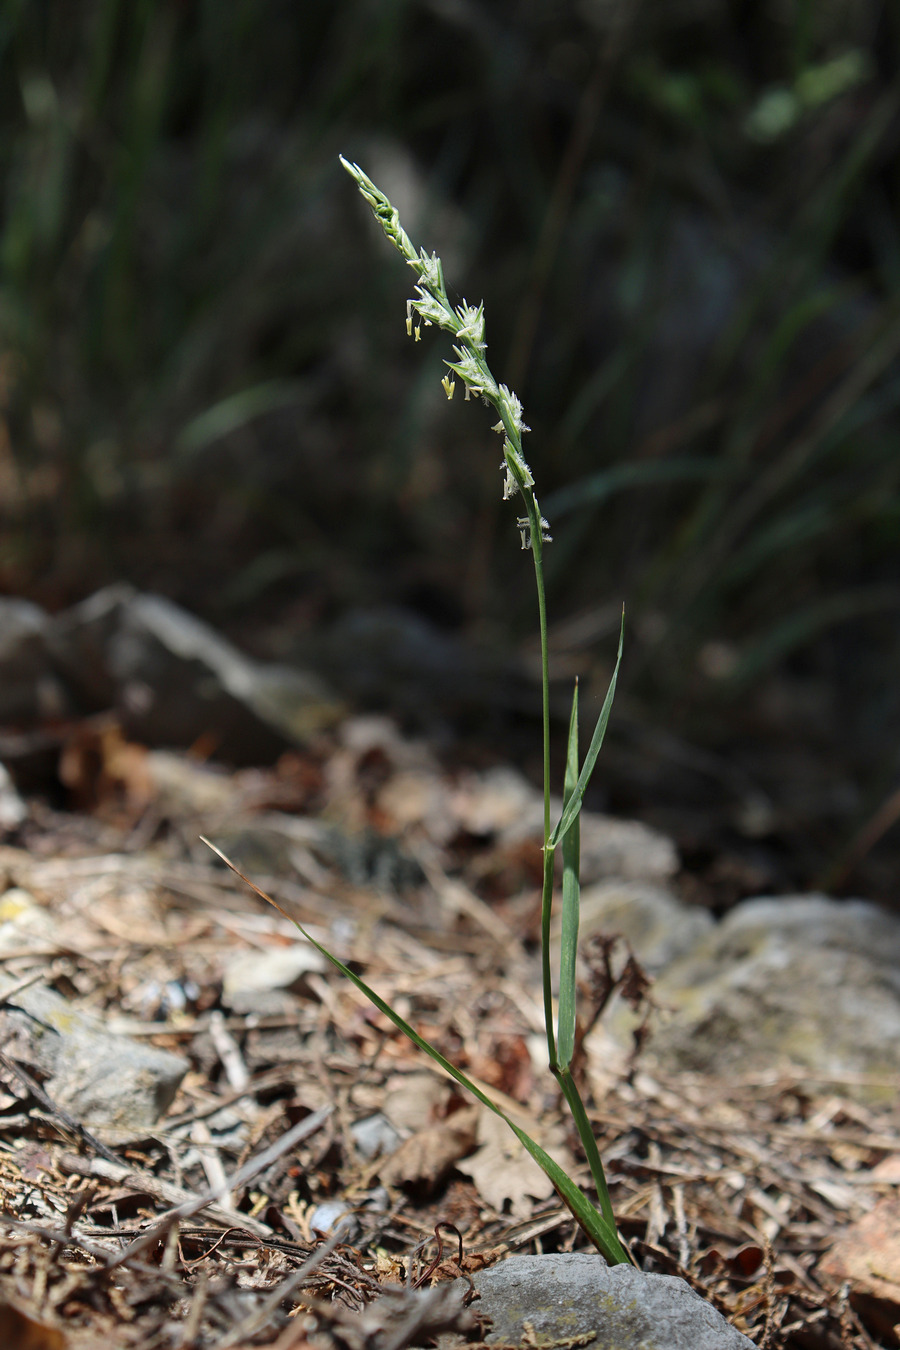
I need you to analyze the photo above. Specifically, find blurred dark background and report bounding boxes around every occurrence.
[2,0,900,904]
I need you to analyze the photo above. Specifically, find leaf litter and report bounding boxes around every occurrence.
[0,714,897,1348]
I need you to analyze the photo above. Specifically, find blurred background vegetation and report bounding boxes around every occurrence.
[2,0,900,900]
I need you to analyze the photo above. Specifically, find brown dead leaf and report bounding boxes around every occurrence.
[377,770,455,843]
[466,1033,534,1103]
[381,1071,454,1132]
[373,1251,407,1284]
[59,716,153,819]
[429,1244,508,1283]
[377,1105,479,1189]
[0,1303,67,1349]
[456,1106,575,1219]
[818,1197,900,1345]
[448,767,541,837]
[871,1155,900,1183]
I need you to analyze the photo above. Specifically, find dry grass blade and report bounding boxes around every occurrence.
[210,1229,344,1350]
[105,1105,333,1269]
[201,834,631,1265]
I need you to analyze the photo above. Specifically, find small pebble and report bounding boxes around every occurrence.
[308,1200,358,1239]
[351,1112,403,1160]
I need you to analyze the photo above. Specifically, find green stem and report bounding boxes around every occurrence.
[554,1067,621,1242]
[531,519,551,847]
[528,487,632,1267]
[526,490,557,1070]
[541,842,557,1069]
[338,155,632,1264]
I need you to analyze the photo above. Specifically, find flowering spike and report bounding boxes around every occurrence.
[455,301,486,349]
[516,515,552,550]
[341,154,548,537]
[326,159,633,1267]
[413,288,451,328]
[414,249,443,293]
[501,440,534,499]
[339,156,418,264]
[496,386,530,436]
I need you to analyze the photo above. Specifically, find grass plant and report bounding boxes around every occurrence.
[3,6,898,815]
[210,157,633,1266]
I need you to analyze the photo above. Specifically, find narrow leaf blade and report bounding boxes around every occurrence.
[557,682,580,1070]
[550,613,624,848]
[201,837,632,1266]
[556,1066,618,1235]
[503,1115,631,1265]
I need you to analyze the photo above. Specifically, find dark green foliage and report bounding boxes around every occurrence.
[1,1,899,809]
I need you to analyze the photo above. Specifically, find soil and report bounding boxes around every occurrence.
[0,720,896,1349]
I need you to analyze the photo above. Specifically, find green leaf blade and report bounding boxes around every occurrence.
[503,1114,631,1265]
[557,681,580,1071]
[275,891,630,1263]
[555,1066,619,1237]
[201,838,632,1266]
[550,614,624,848]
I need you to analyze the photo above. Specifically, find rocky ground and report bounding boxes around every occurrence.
[0,591,899,1348]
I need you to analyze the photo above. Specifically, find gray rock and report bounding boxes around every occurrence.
[455,1253,754,1349]
[47,584,343,762]
[0,598,67,723]
[222,942,325,1013]
[575,881,712,973]
[319,824,426,893]
[613,894,900,1101]
[579,815,679,887]
[0,977,188,1131]
[312,604,517,720]
[44,584,126,709]
[308,1199,358,1240]
[205,821,307,878]
[351,1112,403,1160]
[450,764,679,885]
[0,764,27,832]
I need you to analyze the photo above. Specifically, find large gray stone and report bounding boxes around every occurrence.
[221,941,326,1014]
[0,598,66,723]
[0,764,27,832]
[575,881,712,973]
[455,1253,754,1349]
[0,977,188,1131]
[47,584,343,763]
[608,894,900,1100]
[578,816,679,887]
[446,763,679,885]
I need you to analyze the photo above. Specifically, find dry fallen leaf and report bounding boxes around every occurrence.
[456,1106,575,1219]
[381,1071,454,1133]
[466,1032,535,1102]
[377,1105,479,1189]
[818,1197,900,1345]
[871,1155,900,1183]
[0,1303,67,1350]
[428,1244,508,1283]
[59,716,153,818]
